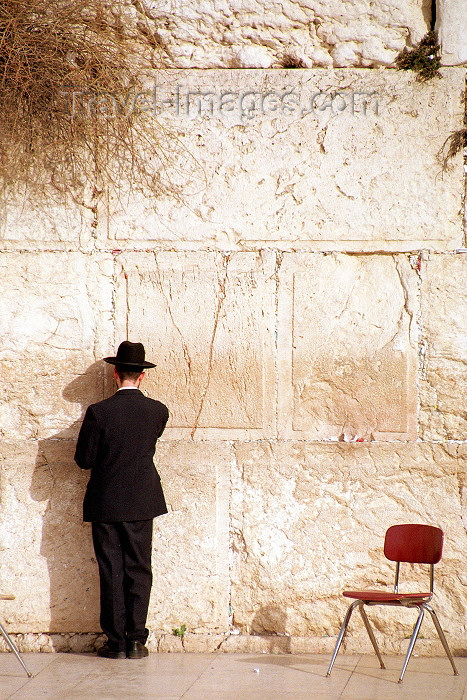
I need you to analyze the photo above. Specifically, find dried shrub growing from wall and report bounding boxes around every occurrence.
[0,0,194,205]
[278,54,306,69]
[394,31,441,82]
[439,129,467,171]
[438,79,467,172]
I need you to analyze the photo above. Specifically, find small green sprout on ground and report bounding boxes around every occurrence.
[172,624,187,640]
[395,30,442,82]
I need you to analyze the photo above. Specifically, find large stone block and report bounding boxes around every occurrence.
[278,254,418,440]
[0,190,93,249]
[0,440,98,632]
[101,68,465,252]
[115,251,276,439]
[420,253,467,441]
[137,1,430,68]
[437,0,467,64]
[148,441,232,633]
[230,441,467,646]
[0,253,114,439]
[0,439,232,636]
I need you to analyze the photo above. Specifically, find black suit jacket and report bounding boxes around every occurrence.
[74,389,169,522]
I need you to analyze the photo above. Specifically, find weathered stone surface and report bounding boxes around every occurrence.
[0,189,93,248]
[157,632,227,653]
[0,440,232,636]
[0,59,466,656]
[230,441,467,649]
[420,253,467,441]
[459,444,467,536]
[0,440,98,632]
[278,254,418,440]
[147,441,231,633]
[0,253,114,439]
[115,251,276,439]
[0,633,102,654]
[137,1,430,69]
[102,69,465,251]
[437,0,467,64]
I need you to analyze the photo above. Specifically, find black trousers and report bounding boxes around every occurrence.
[91,520,153,651]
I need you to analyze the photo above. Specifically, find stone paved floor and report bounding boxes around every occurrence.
[1,652,466,699]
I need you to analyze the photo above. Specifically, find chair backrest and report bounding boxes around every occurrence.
[384,524,443,564]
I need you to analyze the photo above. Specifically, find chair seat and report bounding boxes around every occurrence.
[343,590,432,603]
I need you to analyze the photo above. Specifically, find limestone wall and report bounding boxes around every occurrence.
[135,0,467,68]
[0,62,466,655]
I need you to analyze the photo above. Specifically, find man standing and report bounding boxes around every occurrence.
[74,341,169,659]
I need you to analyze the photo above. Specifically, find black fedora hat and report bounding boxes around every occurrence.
[104,341,156,369]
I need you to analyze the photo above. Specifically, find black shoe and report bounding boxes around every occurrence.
[97,643,126,659]
[127,641,149,659]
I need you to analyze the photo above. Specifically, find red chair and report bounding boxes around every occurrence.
[326,524,458,683]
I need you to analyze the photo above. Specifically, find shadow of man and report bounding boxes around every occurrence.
[249,605,292,654]
[30,361,113,652]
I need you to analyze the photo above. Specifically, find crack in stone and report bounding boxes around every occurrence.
[190,253,230,439]
[378,255,415,353]
[118,263,131,340]
[395,256,415,333]
[335,182,355,200]
[153,254,193,388]
[273,251,283,436]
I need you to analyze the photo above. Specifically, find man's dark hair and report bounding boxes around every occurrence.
[115,365,144,382]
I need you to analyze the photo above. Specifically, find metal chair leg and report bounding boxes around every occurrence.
[0,622,33,678]
[358,604,385,669]
[398,606,424,683]
[327,600,360,677]
[423,603,459,676]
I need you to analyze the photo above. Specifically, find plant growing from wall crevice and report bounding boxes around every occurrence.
[172,624,187,649]
[0,0,198,207]
[438,78,467,172]
[172,624,187,639]
[278,54,306,69]
[438,128,467,171]
[395,30,442,82]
